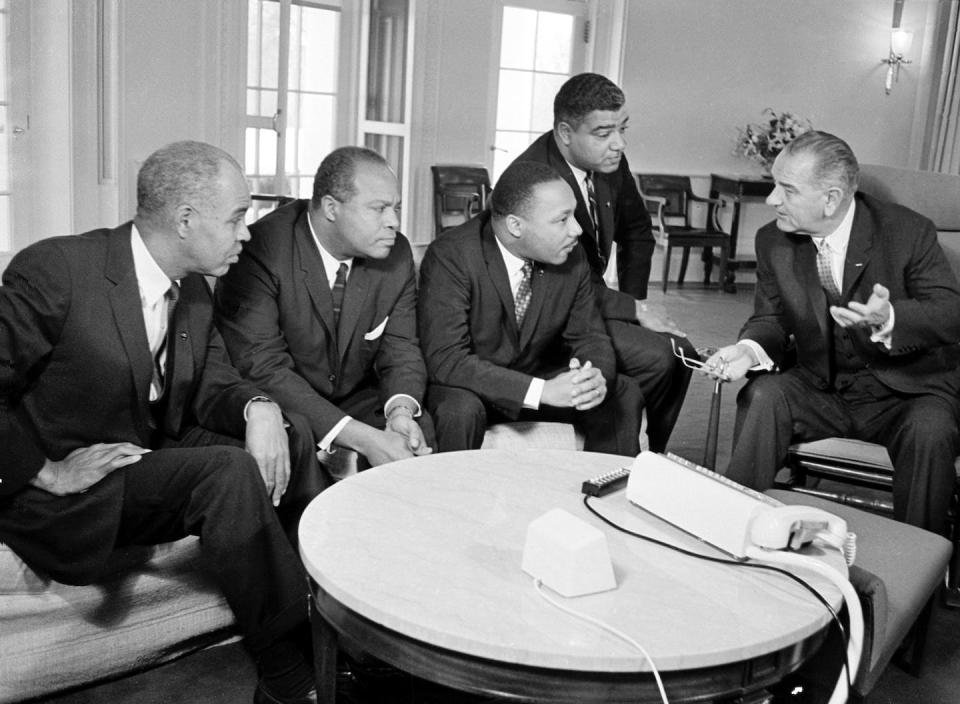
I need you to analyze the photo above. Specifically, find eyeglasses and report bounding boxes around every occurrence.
[671,339,730,382]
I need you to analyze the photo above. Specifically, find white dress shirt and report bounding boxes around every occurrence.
[130,225,176,402]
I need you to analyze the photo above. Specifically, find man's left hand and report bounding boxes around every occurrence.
[385,413,433,456]
[635,301,686,337]
[245,400,291,506]
[829,283,891,330]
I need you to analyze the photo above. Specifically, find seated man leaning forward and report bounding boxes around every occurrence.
[215,146,433,472]
[704,130,960,535]
[0,141,322,704]
[419,159,643,455]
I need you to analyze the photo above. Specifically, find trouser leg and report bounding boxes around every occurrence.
[115,444,308,656]
[425,384,488,452]
[607,319,693,452]
[860,394,960,534]
[578,374,643,456]
[726,370,850,490]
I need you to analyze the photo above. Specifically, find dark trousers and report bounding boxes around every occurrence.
[606,319,695,452]
[427,374,643,456]
[116,424,319,655]
[726,368,960,534]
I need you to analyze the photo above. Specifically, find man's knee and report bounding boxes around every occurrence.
[427,385,487,450]
[737,373,789,412]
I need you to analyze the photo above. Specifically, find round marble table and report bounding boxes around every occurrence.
[298,449,841,702]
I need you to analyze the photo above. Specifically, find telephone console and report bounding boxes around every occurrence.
[624,452,852,566]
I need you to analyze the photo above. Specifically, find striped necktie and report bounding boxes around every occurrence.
[331,262,348,326]
[515,260,533,327]
[584,173,606,270]
[152,282,180,399]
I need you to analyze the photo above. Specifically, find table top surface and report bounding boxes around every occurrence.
[299,449,841,674]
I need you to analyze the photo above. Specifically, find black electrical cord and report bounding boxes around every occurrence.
[582,494,853,696]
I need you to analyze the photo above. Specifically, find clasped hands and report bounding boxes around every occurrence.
[542,357,607,410]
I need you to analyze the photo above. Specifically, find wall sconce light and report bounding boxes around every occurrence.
[882,28,913,94]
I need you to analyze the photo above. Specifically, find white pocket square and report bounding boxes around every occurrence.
[364,317,389,340]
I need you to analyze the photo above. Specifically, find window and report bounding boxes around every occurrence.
[245,0,341,219]
[491,3,587,181]
[358,0,413,235]
[0,0,11,252]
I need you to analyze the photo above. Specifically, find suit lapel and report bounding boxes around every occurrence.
[337,261,369,360]
[842,205,872,300]
[593,176,615,258]
[545,134,604,270]
[481,225,519,337]
[104,225,154,437]
[294,211,339,357]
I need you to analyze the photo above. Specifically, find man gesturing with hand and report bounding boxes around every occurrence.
[703,131,960,534]
[419,160,642,455]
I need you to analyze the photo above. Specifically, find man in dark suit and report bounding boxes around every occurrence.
[0,141,322,703]
[419,160,643,455]
[215,146,433,470]
[513,72,694,452]
[705,131,960,533]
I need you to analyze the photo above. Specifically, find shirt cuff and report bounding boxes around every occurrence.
[384,394,422,418]
[869,303,895,349]
[318,416,353,452]
[523,378,544,409]
[243,395,274,421]
[737,339,775,371]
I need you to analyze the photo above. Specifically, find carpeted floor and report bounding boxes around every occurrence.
[34,284,960,703]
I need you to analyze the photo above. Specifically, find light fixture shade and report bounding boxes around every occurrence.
[891,29,913,56]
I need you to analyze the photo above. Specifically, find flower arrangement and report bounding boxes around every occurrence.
[734,109,812,172]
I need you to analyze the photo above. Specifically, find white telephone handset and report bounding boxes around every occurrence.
[749,505,849,553]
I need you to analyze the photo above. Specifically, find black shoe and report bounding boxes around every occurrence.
[253,679,318,704]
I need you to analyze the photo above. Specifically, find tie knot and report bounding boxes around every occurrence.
[521,260,533,276]
[166,281,180,304]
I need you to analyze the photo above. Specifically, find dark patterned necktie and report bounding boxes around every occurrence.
[584,173,606,270]
[515,260,533,327]
[816,242,842,302]
[152,282,180,397]
[585,173,600,235]
[331,262,348,326]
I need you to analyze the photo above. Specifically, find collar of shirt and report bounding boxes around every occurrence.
[812,199,856,259]
[493,234,529,297]
[307,211,353,288]
[565,159,591,205]
[131,223,174,310]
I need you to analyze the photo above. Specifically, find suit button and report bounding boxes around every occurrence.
[328,374,336,383]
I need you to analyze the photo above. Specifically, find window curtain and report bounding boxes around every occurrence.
[924,0,960,173]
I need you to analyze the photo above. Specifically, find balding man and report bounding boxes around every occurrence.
[0,141,321,703]
[705,131,960,534]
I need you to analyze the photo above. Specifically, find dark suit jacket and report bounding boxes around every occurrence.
[418,212,616,418]
[740,193,960,400]
[214,199,427,440]
[0,225,258,581]
[516,131,655,307]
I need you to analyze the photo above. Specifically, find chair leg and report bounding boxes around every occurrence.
[701,247,713,286]
[719,243,733,294]
[678,247,690,287]
[662,244,671,294]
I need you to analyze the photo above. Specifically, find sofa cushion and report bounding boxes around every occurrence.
[0,537,236,703]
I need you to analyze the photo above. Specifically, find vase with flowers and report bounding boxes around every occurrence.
[734,108,812,175]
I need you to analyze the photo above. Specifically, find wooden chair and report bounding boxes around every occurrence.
[249,193,295,223]
[636,174,730,293]
[431,165,490,236]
